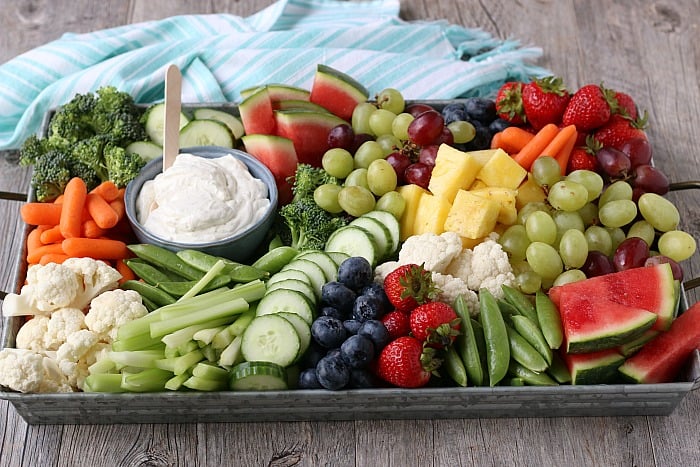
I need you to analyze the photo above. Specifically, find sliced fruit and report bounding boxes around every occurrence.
[293,250,338,282]
[361,210,400,258]
[349,216,392,260]
[309,64,369,121]
[256,288,315,325]
[263,84,311,102]
[274,110,346,167]
[325,225,378,267]
[273,99,330,113]
[240,314,301,367]
[238,86,276,135]
[562,348,626,385]
[280,259,327,299]
[266,279,318,306]
[241,133,298,205]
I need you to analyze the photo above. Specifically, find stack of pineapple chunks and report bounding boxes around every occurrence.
[397,145,546,247]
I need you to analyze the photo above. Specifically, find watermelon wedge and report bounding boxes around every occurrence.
[562,348,626,385]
[238,86,276,135]
[240,84,310,102]
[273,99,331,113]
[241,134,298,205]
[309,64,369,121]
[549,263,677,331]
[274,110,346,167]
[618,300,700,383]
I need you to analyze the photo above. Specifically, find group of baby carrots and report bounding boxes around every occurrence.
[491,123,578,173]
[19,177,137,281]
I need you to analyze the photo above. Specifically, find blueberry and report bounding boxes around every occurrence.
[299,341,327,369]
[321,305,349,321]
[348,368,380,388]
[297,368,323,389]
[337,257,373,291]
[442,104,467,125]
[489,117,511,133]
[325,348,342,359]
[352,294,386,322]
[465,97,497,123]
[360,282,391,310]
[340,334,375,369]
[311,315,348,349]
[343,319,363,335]
[321,281,357,313]
[358,319,390,349]
[463,122,492,151]
[316,354,350,390]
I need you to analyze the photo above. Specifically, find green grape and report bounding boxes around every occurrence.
[392,113,414,140]
[548,180,589,212]
[637,192,680,232]
[351,102,376,136]
[552,269,587,287]
[525,210,557,244]
[375,190,406,219]
[517,201,551,225]
[516,271,542,295]
[559,229,588,269]
[499,224,531,262]
[607,227,626,252]
[322,148,355,179]
[658,230,697,262]
[376,88,405,114]
[510,259,533,275]
[376,134,402,156]
[584,225,613,255]
[313,184,343,213]
[627,220,656,247]
[353,141,385,169]
[577,202,599,227]
[337,186,376,217]
[598,199,637,228]
[599,180,633,206]
[369,108,397,136]
[447,120,476,144]
[553,210,585,234]
[367,159,398,196]
[344,168,369,189]
[566,169,604,202]
[531,156,562,188]
[526,242,564,280]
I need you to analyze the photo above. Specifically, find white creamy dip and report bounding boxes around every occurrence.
[135,153,270,244]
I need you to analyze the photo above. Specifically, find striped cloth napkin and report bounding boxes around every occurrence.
[0,0,548,150]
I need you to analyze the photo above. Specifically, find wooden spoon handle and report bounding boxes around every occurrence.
[162,64,182,171]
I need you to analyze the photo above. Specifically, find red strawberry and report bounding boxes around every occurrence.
[495,81,526,125]
[593,113,648,151]
[611,91,638,120]
[383,264,437,313]
[375,336,440,388]
[409,302,461,348]
[521,76,570,130]
[381,310,411,340]
[567,147,598,173]
[562,84,616,132]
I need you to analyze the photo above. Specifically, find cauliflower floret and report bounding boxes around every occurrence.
[398,231,463,273]
[0,348,72,393]
[2,263,83,317]
[62,257,122,311]
[45,307,87,350]
[15,315,50,352]
[84,289,148,343]
[373,261,400,284]
[56,329,100,390]
[431,273,480,317]
[445,238,515,300]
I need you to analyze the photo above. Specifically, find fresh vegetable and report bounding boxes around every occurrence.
[478,288,509,387]
[512,123,560,171]
[491,126,534,154]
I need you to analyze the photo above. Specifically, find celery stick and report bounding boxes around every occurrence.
[150,298,249,338]
[192,362,229,382]
[183,375,227,391]
[201,345,219,363]
[219,335,243,367]
[156,349,204,375]
[88,357,116,375]
[177,340,200,356]
[111,332,165,352]
[161,318,232,349]
[164,346,180,359]
[83,373,126,393]
[193,325,228,346]
[177,259,227,302]
[227,308,257,337]
[165,372,190,391]
[121,368,173,392]
[157,280,265,321]
[109,350,165,369]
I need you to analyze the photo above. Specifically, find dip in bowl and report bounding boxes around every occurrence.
[124,147,278,262]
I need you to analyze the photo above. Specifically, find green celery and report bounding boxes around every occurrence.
[201,345,219,363]
[157,280,265,321]
[121,368,173,392]
[155,349,204,375]
[183,375,227,392]
[177,340,200,356]
[164,372,190,391]
[109,350,165,370]
[111,332,165,352]
[192,362,229,382]
[83,373,125,393]
[88,357,116,375]
[160,318,232,349]
[177,259,227,301]
[227,308,256,337]
[150,298,249,338]
[192,325,228,346]
[218,335,243,367]
[211,327,234,350]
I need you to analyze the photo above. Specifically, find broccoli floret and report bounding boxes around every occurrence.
[29,150,99,201]
[92,87,147,145]
[19,134,52,166]
[103,143,145,187]
[47,92,98,149]
[278,197,348,251]
[70,136,109,181]
[290,163,339,200]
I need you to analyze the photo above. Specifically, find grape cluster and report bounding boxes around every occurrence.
[500,157,696,292]
[595,138,669,199]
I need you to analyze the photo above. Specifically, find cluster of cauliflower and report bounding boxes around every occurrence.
[375,231,516,317]
[0,257,148,393]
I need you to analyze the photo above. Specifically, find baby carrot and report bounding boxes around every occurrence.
[59,177,88,239]
[497,126,535,154]
[89,181,120,202]
[115,258,137,284]
[26,226,48,258]
[62,237,129,260]
[512,123,560,170]
[490,131,504,150]
[53,195,65,204]
[109,197,126,223]
[82,219,107,239]
[85,193,119,229]
[39,225,64,245]
[20,202,62,226]
[553,127,579,175]
[539,124,577,159]
[39,253,70,265]
[27,243,65,264]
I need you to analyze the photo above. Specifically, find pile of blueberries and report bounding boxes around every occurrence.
[298,257,391,390]
[441,97,511,152]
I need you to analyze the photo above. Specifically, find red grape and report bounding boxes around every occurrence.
[620,137,652,168]
[581,251,615,277]
[405,103,435,118]
[327,124,355,150]
[351,133,374,153]
[596,147,631,179]
[386,151,411,184]
[407,110,445,146]
[633,164,669,195]
[404,162,432,189]
[644,255,683,281]
[418,145,439,167]
[613,237,650,272]
[433,127,454,146]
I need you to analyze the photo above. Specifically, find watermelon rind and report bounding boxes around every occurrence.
[239,86,276,135]
[274,110,346,167]
[273,99,330,113]
[564,349,626,385]
[309,64,369,121]
[241,133,298,205]
[617,329,659,357]
[240,84,310,102]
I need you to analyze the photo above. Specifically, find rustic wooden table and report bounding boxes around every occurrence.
[1,1,699,465]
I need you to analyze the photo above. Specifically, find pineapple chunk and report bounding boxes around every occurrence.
[444,189,500,239]
[516,174,547,210]
[414,192,452,235]
[397,184,428,240]
[467,149,498,169]
[476,148,527,189]
[470,187,518,226]
[468,179,489,191]
[428,144,481,203]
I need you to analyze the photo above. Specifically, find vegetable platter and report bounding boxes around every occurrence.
[2,69,700,425]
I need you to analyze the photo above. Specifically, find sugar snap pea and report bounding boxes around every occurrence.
[510,315,553,366]
[508,361,558,386]
[505,324,549,373]
[501,284,539,324]
[470,318,489,381]
[124,259,173,286]
[508,377,526,386]
[120,279,177,307]
[535,290,564,349]
[454,295,484,387]
[546,352,572,384]
[479,288,510,387]
[444,345,468,387]
[251,246,299,275]
[496,298,520,318]
[176,249,269,282]
[128,244,205,281]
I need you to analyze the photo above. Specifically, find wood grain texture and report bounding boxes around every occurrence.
[1,1,699,466]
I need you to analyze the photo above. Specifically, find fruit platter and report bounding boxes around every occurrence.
[1,65,699,425]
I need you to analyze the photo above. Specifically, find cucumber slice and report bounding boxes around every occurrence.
[125,140,163,162]
[193,108,245,140]
[266,269,313,290]
[281,259,326,299]
[256,288,315,325]
[240,315,300,367]
[361,210,400,257]
[265,279,317,306]
[276,311,311,359]
[229,361,288,391]
[294,250,338,282]
[349,216,392,259]
[179,119,234,149]
[325,226,378,267]
[143,102,190,146]
[326,251,350,267]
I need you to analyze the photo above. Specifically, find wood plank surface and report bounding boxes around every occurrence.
[1,1,699,466]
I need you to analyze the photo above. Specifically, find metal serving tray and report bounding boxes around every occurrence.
[1,102,699,425]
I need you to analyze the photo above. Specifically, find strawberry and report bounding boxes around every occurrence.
[381,309,411,340]
[495,81,526,125]
[382,264,437,313]
[611,91,638,120]
[593,113,648,151]
[375,336,440,388]
[566,134,601,173]
[521,76,570,130]
[562,84,616,132]
[409,302,461,348]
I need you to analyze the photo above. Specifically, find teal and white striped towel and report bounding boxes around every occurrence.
[0,0,548,150]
